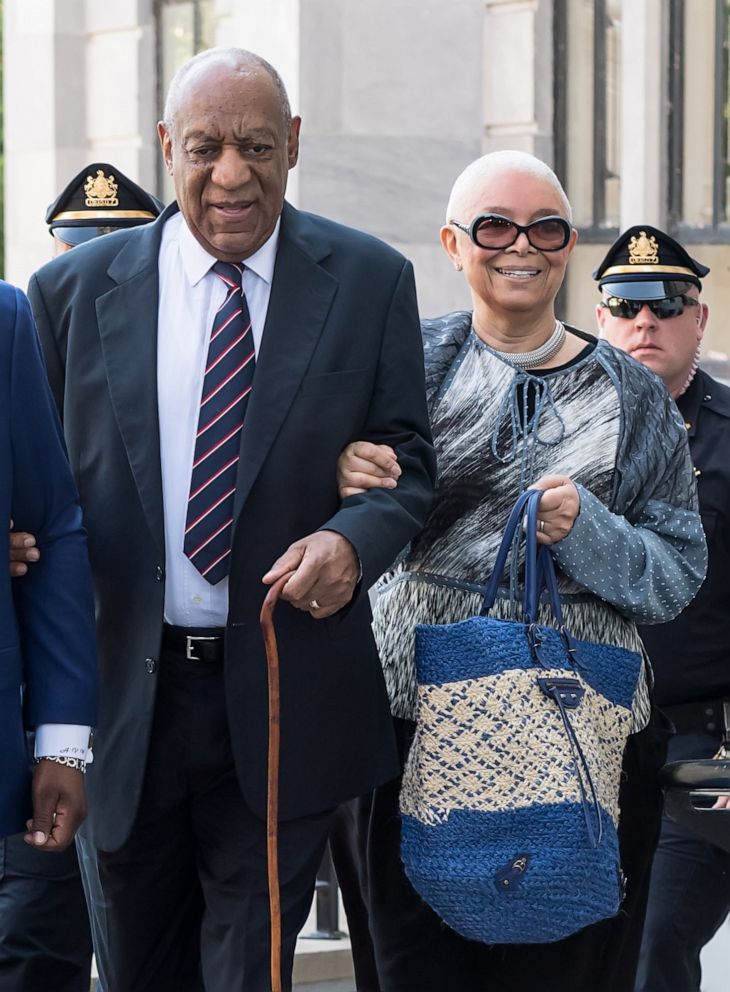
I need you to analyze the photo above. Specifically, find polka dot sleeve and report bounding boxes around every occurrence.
[552,483,707,624]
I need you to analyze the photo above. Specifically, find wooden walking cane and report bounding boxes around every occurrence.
[259,572,294,992]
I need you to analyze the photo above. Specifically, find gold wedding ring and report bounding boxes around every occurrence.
[309,599,322,610]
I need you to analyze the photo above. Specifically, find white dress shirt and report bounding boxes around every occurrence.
[157,211,279,627]
[35,724,92,762]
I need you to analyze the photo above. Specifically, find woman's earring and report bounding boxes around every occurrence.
[455,261,463,272]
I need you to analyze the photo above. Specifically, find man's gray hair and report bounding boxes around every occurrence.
[162,47,293,132]
[446,150,572,224]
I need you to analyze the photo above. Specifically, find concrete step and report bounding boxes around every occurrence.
[294,982,354,992]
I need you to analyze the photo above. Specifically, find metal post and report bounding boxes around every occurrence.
[301,843,346,940]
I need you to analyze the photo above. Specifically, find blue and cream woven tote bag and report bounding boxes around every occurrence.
[400,489,643,944]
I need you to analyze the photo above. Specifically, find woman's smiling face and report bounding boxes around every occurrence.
[443,168,577,326]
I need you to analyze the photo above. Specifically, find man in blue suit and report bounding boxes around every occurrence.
[27,47,434,992]
[0,162,163,992]
[0,281,97,842]
[3,164,161,992]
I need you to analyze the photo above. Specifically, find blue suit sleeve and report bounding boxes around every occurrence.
[8,286,98,727]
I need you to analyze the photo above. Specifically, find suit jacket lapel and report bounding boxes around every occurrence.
[96,208,175,555]
[233,204,338,519]
[93,201,335,543]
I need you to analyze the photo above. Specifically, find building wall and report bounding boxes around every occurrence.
[4,0,158,283]
[3,0,730,354]
[295,0,483,317]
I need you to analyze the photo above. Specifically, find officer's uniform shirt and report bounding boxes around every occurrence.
[639,368,730,707]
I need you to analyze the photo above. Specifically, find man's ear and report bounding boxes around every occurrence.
[287,116,302,169]
[696,301,709,343]
[157,121,174,176]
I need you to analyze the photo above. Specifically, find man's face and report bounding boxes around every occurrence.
[597,288,708,395]
[158,62,301,262]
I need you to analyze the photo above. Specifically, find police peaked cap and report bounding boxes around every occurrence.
[592,224,710,300]
[46,162,163,246]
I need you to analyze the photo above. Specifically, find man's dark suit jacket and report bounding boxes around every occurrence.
[28,202,435,851]
[0,283,97,838]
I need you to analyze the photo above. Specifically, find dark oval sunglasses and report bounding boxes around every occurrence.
[600,295,700,320]
[450,213,573,252]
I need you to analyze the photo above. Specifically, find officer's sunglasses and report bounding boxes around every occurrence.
[449,213,573,252]
[600,295,700,320]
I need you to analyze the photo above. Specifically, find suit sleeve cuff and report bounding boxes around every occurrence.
[34,725,93,763]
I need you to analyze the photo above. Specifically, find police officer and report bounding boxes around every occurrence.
[1,163,162,992]
[594,225,730,992]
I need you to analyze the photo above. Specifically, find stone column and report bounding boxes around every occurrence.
[85,0,158,193]
[619,0,664,227]
[4,0,158,287]
[4,0,87,283]
[483,0,555,164]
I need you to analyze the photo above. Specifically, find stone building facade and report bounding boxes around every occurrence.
[5,0,730,354]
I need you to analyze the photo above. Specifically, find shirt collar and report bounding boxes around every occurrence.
[177,212,281,287]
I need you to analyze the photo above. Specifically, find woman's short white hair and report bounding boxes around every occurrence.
[445,150,572,224]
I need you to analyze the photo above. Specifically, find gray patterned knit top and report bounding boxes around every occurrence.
[373,311,707,726]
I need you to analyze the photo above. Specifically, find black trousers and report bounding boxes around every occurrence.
[334,712,668,992]
[95,644,333,992]
[329,803,380,992]
[0,833,93,992]
[635,729,730,992]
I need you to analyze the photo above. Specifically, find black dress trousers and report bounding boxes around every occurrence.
[0,833,93,992]
[96,641,334,992]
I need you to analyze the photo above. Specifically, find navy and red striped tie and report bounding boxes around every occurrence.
[184,261,255,584]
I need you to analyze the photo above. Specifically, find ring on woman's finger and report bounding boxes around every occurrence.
[538,520,545,533]
[309,599,322,610]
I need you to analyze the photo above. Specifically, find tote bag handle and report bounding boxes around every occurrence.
[481,489,564,625]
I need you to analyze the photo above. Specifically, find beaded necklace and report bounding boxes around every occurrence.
[489,320,566,371]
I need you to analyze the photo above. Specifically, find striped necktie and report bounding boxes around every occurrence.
[183,261,255,584]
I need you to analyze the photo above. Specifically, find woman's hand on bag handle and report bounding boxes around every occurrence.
[337,441,401,498]
[529,475,581,546]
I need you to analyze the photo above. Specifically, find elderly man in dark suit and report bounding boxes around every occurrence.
[0,279,97,854]
[27,47,434,992]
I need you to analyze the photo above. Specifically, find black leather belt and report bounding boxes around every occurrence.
[662,698,730,737]
[162,624,225,663]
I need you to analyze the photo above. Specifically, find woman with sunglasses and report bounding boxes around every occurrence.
[333,151,706,992]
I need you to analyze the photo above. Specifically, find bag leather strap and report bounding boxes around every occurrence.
[481,489,534,613]
[481,489,564,625]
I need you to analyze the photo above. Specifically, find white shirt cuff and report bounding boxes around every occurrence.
[34,725,93,763]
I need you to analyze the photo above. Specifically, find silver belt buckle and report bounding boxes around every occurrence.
[185,635,219,662]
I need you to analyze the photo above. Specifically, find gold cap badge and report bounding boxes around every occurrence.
[628,231,659,266]
[84,170,119,208]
